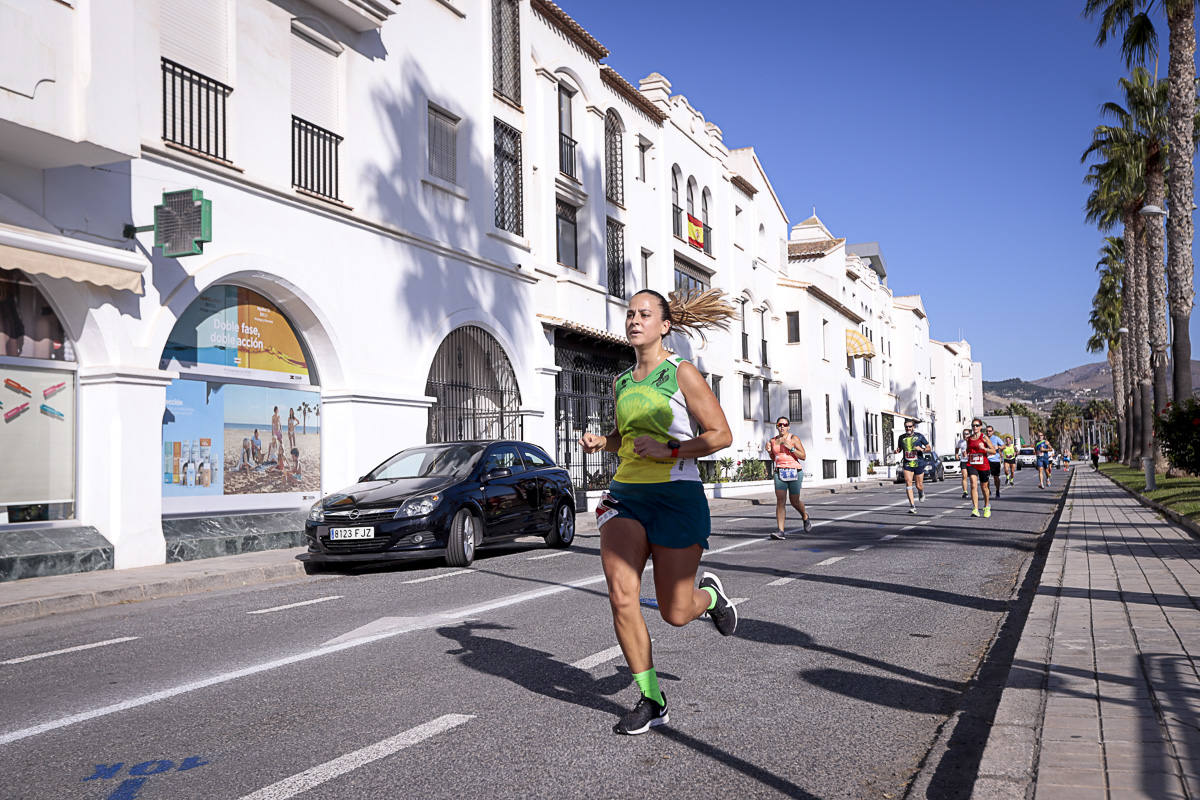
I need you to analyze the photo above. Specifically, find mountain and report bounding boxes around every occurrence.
[981,377,1063,402]
[1032,360,1200,393]
[982,359,1200,414]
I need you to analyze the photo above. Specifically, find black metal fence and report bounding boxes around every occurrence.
[292,117,342,201]
[494,119,524,235]
[606,219,625,298]
[555,342,633,489]
[426,326,523,443]
[559,132,577,179]
[161,59,231,162]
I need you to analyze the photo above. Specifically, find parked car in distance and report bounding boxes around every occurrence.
[894,451,944,482]
[1016,447,1037,470]
[300,440,576,573]
[941,454,961,476]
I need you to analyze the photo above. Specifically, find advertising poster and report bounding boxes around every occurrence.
[161,286,310,384]
[163,379,321,498]
[0,364,74,506]
[162,379,224,497]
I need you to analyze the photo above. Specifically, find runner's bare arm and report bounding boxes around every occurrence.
[789,435,806,461]
[580,379,622,454]
[632,361,730,459]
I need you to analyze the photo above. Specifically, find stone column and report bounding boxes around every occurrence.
[319,391,436,488]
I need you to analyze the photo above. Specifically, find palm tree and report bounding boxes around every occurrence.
[298,401,313,434]
[1084,0,1195,406]
[1087,236,1126,457]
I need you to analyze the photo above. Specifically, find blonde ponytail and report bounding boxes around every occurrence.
[666,288,737,338]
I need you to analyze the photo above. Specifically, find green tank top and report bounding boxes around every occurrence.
[613,356,700,484]
[1003,445,1015,458]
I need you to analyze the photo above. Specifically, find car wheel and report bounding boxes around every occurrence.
[545,501,575,548]
[302,561,326,576]
[445,508,477,567]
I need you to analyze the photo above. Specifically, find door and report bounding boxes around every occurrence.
[478,446,529,537]
[518,445,554,528]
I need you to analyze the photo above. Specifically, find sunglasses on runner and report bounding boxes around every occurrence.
[972,423,983,428]
[776,422,788,427]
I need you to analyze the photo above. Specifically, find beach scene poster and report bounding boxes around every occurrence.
[222,383,320,495]
[161,286,311,384]
[162,379,224,496]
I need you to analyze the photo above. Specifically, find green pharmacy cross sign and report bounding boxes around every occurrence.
[124,189,212,257]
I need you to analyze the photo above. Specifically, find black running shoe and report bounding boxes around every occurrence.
[613,693,668,735]
[917,489,925,501]
[699,572,737,636]
[962,491,969,499]
[770,529,786,540]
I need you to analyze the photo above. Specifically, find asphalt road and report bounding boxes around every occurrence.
[0,472,1067,800]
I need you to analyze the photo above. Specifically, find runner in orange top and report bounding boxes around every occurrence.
[767,416,812,539]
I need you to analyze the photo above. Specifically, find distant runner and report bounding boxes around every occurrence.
[966,418,997,517]
[985,425,1005,498]
[896,420,931,514]
[1092,445,1101,470]
[1001,435,1017,486]
[1034,433,1053,489]
[958,428,971,499]
[767,416,812,539]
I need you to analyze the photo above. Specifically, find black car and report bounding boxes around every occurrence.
[893,451,944,483]
[299,440,576,573]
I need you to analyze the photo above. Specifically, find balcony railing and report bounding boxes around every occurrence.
[162,59,232,162]
[741,332,749,361]
[672,204,683,238]
[559,132,577,179]
[703,224,712,255]
[292,116,343,201]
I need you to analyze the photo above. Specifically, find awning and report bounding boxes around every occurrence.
[0,223,147,294]
[846,328,876,358]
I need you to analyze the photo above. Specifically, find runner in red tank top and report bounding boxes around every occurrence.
[965,418,997,518]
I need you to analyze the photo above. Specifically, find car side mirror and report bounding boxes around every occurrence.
[484,467,513,481]
[358,475,372,483]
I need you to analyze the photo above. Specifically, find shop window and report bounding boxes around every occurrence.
[822,459,837,480]
[160,285,321,511]
[0,268,76,524]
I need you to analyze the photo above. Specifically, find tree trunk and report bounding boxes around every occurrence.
[1110,346,1125,460]
[1144,163,1170,474]
[1167,1,1196,406]
[1128,212,1151,463]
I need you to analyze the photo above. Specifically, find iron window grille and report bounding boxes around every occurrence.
[789,389,803,422]
[822,459,837,480]
[426,325,523,443]
[606,218,625,298]
[428,106,458,184]
[604,110,624,205]
[556,200,578,269]
[494,118,523,235]
[554,343,633,489]
[673,257,708,296]
[559,132,577,179]
[292,116,342,201]
[492,0,520,103]
[161,58,232,162]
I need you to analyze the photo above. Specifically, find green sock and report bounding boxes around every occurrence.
[633,668,664,706]
[701,586,717,610]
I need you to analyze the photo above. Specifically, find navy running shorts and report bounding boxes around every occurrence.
[601,480,711,550]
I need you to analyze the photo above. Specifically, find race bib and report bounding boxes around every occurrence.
[778,468,798,481]
[595,495,619,528]
[904,450,917,460]
[968,454,986,466]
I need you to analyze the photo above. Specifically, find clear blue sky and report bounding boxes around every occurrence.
[562,0,1192,382]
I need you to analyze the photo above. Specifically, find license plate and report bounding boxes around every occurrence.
[329,526,374,540]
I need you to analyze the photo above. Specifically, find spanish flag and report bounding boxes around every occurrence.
[687,214,705,249]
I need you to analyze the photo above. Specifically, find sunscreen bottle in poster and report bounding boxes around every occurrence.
[186,440,197,487]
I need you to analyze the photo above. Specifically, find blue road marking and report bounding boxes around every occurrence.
[639,597,659,608]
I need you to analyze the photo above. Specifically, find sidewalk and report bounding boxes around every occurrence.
[0,487,829,626]
[973,467,1200,799]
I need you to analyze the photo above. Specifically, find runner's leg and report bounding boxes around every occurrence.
[790,492,808,522]
[773,488,788,536]
[903,468,915,508]
[649,542,709,627]
[600,519,653,673]
[969,471,980,513]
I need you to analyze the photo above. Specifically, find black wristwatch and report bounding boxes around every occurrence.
[667,438,681,458]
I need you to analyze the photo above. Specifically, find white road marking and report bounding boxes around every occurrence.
[571,644,629,670]
[900,525,917,531]
[851,545,873,552]
[247,596,342,615]
[880,534,898,541]
[528,551,570,560]
[814,557,845,567]
[1,637,139,666]
[237,714,473,800]
[723,517,748,525]
[401,569,472,584]
[766,576,795,586]
[918,520,933,525]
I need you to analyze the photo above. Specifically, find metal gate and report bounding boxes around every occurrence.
[555,341,633,489]
[426,326,522,443]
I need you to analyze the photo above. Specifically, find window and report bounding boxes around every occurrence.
[673,257,708,296]
[743,377,753,420]
[519,446,551,467]
[604,110,623,205]
[671,168,682,237]
[740,300,749,360]
[492,0,520,103]
[824,394,831,435]
[822,319,829,360]
[160,1,231,160]
[759,309,768,366]
[711,374,721,402]
[289,30,341,200]
[637,141,649,182]
[483,446,524,473]
[558,85,576,178]
[866,412,879,452]
[762,381,770,421]
[606,218,625,298]
[822,460,837,480]
[686,179,695,217]
[863,354,873,380]
[428,106,458,184]
[786,311,799,343]
[848,400,855,438]
[556,200,578,269]
[847,355,855,377]
[789,390,803,422]
[494,119,523,235]
[700,189,712,255]
[847,460,861,478]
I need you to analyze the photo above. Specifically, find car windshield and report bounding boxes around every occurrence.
[367,444,485,480]
[1019,448,1035,455]
[941,455,957,462]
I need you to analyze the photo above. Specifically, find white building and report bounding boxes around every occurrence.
[0,0,977,580]
[930,339,976,452]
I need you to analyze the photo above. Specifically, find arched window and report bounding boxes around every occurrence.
[604,109,623,205]
[426,326,522,442]
[0,267,76,523]
[700,189,710,225]
[686,178,696,216]
[160,285,321,506]
[671,166,682,238]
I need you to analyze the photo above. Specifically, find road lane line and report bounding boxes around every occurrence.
[851,545,873,552]
[571,644,628,670]
[528,551,570,560]
[1,637,139,666]
[766,576,795,586]
[247,596,342,615]
[401,570,472,584]
[880,534,898,541]
[814,557,844,567]
[237,714,473,800]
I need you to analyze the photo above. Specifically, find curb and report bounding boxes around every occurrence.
[1094,467,1200,541]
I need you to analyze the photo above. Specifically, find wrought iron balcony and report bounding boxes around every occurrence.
[161,59,232,162]
[559,132,577,179]
[292,116,343,202]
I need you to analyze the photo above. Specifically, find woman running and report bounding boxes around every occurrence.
[965,418,997,517]
[1001,435,1017,486]
[958,428,971,499]
[767,416,812,539]
[580,288,738,736]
